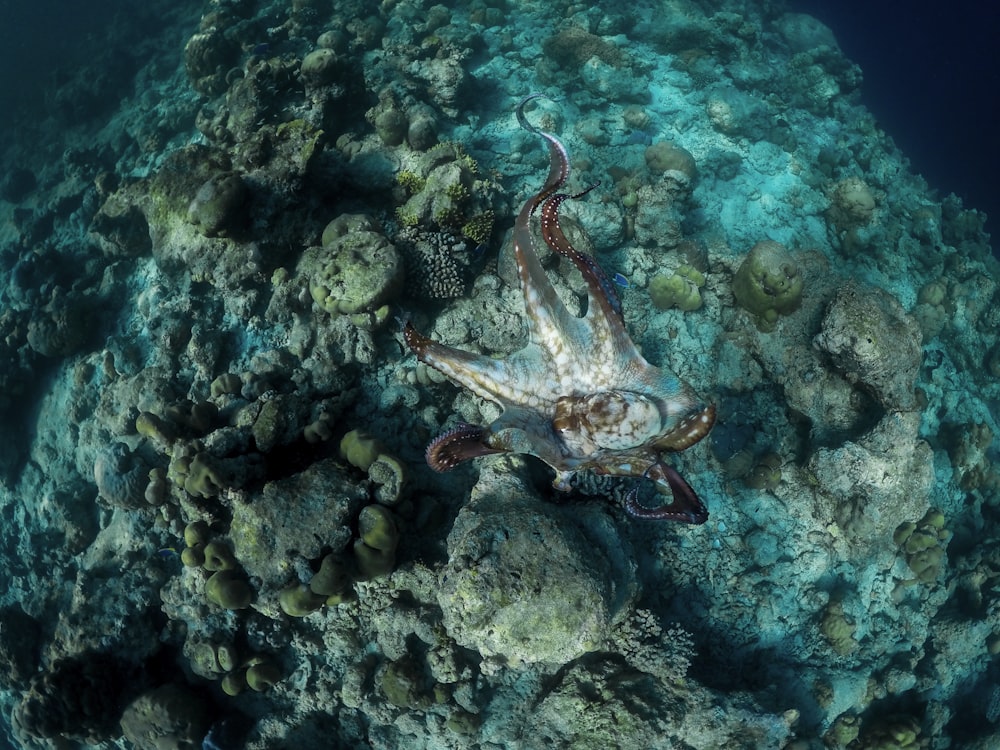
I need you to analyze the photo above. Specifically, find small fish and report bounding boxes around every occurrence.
[251,42,270,56]
[472,242,488,258]
[612,272,629,288]
[157,547,179,558]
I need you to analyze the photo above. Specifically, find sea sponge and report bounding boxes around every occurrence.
[204,570,253,610]
[732,240,803,332]
[648,264,705,311]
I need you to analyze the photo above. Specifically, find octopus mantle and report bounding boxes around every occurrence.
[404,95,715,523]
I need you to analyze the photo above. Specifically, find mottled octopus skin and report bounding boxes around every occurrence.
[404,94,715,523]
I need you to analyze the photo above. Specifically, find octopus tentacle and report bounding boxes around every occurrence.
[512,98,592,363]
[516,94,569,208]
[518,98,637,369]
[652,404,717,452]
[624,461,708,524]
[426,423,505,472]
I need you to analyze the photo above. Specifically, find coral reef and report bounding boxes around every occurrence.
[0,0,996,747]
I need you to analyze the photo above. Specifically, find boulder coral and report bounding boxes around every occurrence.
[303,214,403,315]
[93,443,148,509]
[437,464,637,667]
[813,281,922,411]
[648,264,706,311]
[732,240,804,331]
[119,684,211,750]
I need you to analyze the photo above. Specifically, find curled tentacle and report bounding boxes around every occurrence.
[653,404,717,452]
[426,423,505,472]
[624,461,708,524]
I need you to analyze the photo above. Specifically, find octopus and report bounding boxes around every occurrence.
[404,95,715,523]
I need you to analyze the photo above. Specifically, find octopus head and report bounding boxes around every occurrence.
[553,390,666,454]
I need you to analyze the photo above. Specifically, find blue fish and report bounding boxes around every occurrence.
[612,272,629,288]
[251,42,270,56]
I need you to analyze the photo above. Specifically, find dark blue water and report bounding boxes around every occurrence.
[791,0,999,243]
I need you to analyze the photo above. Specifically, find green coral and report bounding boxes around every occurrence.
[460,210,494,246]
[732,240,803,332]
[135,411,176,446]
[210,372,242,397]
[893,509,949,585]
[245,659,282,692]
[858,714,922,749]
[202,540,237,571]
[339,429,384,472]
[354,504,399,579]
[648,264,705,311]
[743,453,782,490]
[183,453,226,498]
[393,140,499,234]
[120,684,210,750]
[186,171,248,238]
[278,583,326,617]
[305,214,404,315]
[381,657,432,709]
[274,118,325,174]
[396,169,426,193]
[310,553,352,598]
[819,599,856,655]
[205,570,253,610]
